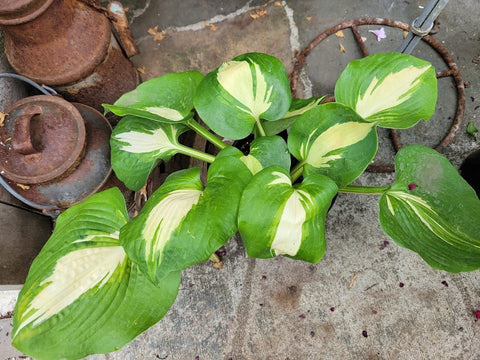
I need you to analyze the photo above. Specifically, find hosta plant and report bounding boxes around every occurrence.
[12,52,480,359]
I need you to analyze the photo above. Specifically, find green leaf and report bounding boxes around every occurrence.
[120,149,252,284]
[241,136,291,174]
[103,71,204,123]
[467,121,478,139]
[12,188,181,359]
[288,102,378,187]
[238,166,338,263]
[110,115,189,191]
[262,96,325,136]
[335,52,437,129]
[194,52,291,139]
[379,145,480,272]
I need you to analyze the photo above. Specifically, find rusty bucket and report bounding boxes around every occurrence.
[0,92,113,211]
[0,0,139,115]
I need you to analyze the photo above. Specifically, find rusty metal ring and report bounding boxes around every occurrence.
[290,17,465,173]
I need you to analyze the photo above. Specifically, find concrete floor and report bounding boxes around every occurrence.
[2,0,480,358]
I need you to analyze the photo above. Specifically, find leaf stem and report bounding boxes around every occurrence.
[186,118,227,150]
[255,118,266,137]
[290,161,306,182]
[177,145,216,164]
[339,184,390,195]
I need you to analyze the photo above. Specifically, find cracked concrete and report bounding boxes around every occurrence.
[1,0,480,358]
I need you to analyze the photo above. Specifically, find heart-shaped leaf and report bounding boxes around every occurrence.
[241,136,291,175]
[12,188,181,360]
[288,102,378,187]
[194,52,291,139]
[379,145,480,272]
[104,71,204,123]
[238,166,338,262]
[335,52,437,129]
[262,96,325,136]
[120,149,252,284]
[110,115,190,191]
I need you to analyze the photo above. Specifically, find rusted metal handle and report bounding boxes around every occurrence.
[12,106,42,155]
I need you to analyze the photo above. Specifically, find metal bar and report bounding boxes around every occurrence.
[397,0,449,54]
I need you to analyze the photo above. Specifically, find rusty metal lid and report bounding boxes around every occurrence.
[0,95,86,184]
[0,0,55,25]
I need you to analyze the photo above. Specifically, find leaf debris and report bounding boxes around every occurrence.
[306,16,312,21]
[339,43,346,53]
[204,22,218,31]
[348,272,358,289]
[136,66,146,74]
[147,26,166,42]
[335,30,345,38]
[0,112,7,127]
[467,122,478,139]
[250,8,267,19]
[274,1,282,6]
[16,183,30,190]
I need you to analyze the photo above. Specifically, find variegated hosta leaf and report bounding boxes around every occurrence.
[288,102,378,187]
[110,115,190,191]
[12,188,181,360]
[103,71,204,123]
[334,52,437,129]
[262,96,325,136]
[194,52,291,139]
[241,136,291,175]
[238,166,338,262]
[120,151,252,284]
[379,145,480,272]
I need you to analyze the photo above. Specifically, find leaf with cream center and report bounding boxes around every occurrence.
[335,52,437,129]
[238,166,338,262]
[379,145,480,272]
[121,149,252,284]
[12,188,181,360]
[111,115,189,191]
[288,103,378,187]
[194,52,291,139]
[103,71,204,123]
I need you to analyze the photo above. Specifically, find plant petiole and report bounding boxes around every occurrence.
[255,118,267,137]
[338,184,391,195]
[176,144,216,164]
[290,161,306,182]
[186,118,228,150]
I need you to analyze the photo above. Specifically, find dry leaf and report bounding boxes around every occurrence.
[148,26,166,41]
[306,16,312,21]
[335,30,345,38]
[0,112,7,127]
[213,261,223,270]
[139,184,148,202]
[16,183,30,190]
[274,1,282,6]
[205,22,218,31]
[136,66,146,74]
[339,43,346,53]
[147,26,158,35]
[361,36,367,42]
[348,272,358,289]
[250,9,267,19]
[403,30,409,39]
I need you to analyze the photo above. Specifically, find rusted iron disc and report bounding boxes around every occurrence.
[290,17,465,173]
[4,103,112,209]
[0,95,86,184]
[1,0,111,85]
[0,0,55,25]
